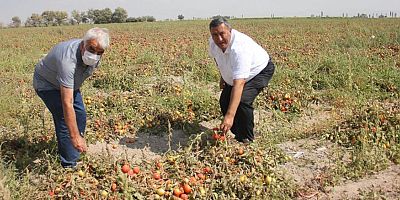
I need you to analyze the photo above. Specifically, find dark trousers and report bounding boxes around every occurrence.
[36,89,86,168]
[220,60,275,142]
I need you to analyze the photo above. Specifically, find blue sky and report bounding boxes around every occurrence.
[0,0,399,24]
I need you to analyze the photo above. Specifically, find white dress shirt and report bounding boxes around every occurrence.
[209,29,270,86]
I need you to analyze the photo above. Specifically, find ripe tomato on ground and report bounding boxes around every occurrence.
[153,172,161,180]
[121,164,130,174]
[182,184,192,194]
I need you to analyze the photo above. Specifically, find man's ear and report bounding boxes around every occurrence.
[80,42,85,55]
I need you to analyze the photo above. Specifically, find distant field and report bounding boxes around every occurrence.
[0,18,399,199]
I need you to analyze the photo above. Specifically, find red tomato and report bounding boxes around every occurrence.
[238,147,244,155]
[111,183,117,192]
[212,133,220,140]
[153,172,161,180]
[203,167,212,174]
[155,162,163,169]
[121,164,130,174]
[197,173,206,180]
[189,177,197,185]
[132,166,140,174]
[173,188,183,197]
[180,193,189,200]
[182,184,192,194]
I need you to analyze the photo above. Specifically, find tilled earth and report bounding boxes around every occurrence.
[87,106,400,199]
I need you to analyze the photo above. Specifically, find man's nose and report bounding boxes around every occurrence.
[217,35,223,42]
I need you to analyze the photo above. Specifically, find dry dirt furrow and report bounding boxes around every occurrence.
[326,164,400,200]
[87,129,191,163]
[277,105,400,200]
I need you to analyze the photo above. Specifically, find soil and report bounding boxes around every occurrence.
[278,137,400,199]
[86,105,400,199]
[326,164,400,199]
[87,129,191,164]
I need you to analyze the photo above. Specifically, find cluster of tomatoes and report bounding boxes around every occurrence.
[261,90,306,114]
[110,160,212,199]
[47,125,288,199]
[211,127,226,141]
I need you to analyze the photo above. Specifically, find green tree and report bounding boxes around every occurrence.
[31,13,42,27]
[212,15,231,19]
[25,17,32,27]
[86,9,96,22]
[81,11,91,23]
[88,8,112,24]
[178,14,184,20]
[25,13,42,27]
[126,17,138,22]
[138,16,156,22]
[146,16,156,22]
[54,11,68,26]
[100,8,113,23]
[111,7,128,23]
[11,16,21,27]
[71,10,84,24]
[41,11,56,26]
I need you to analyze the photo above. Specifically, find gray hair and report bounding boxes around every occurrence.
[209,17,232,30]
[83,27,110,49]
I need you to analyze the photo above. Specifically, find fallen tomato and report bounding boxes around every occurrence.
[197,173,206,180]
[111,183,117,192]
[121,164,130,174]
[240,175,247,183]
[155,162,163,169]
[180,193,189,200]
[100,190,108,197]
[212,133,220,140]
[182,184,192,194]
[203,167,212,174]
[238,147,244,155]
[173,188,183,197]
[132,166,140,174]
[128,169,135,177]
[153,172,161,180]
[155,188,165,196]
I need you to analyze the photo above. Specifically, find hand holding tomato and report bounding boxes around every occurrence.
[220,115,234,134]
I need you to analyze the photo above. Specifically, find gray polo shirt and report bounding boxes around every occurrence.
[33,39,98,91]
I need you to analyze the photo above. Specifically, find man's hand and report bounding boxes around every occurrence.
[60,86,87,153]
[71,135,87,152]
[220,115,234,134]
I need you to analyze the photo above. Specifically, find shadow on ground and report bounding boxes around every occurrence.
[0,135,57,171]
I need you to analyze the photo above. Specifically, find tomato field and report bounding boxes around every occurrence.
[0,18,399,199]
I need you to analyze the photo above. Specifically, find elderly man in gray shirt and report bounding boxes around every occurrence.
[33,27,110,168]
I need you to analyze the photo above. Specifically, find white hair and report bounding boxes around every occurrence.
[83,27,110,49]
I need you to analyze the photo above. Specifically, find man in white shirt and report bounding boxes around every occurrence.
[208,17,275,143]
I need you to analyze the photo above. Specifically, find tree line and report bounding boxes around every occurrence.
[6,7,156,28]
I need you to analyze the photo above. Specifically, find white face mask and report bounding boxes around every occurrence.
[82,50,101,66]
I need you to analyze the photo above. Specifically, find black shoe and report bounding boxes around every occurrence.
[238,138,252,144]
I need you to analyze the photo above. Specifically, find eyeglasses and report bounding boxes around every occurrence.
[85,45,104,55]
